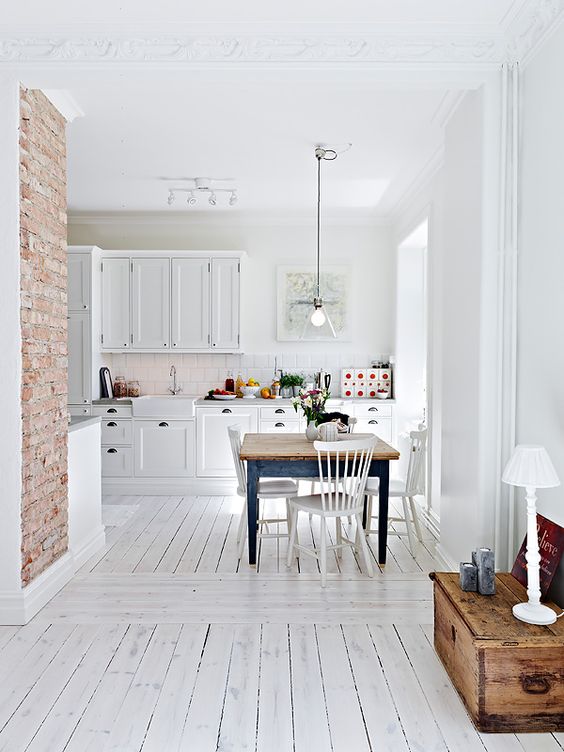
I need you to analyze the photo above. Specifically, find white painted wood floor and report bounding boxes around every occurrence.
[0,495,561,751]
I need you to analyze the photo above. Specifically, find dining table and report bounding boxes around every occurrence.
[239,432,400,567]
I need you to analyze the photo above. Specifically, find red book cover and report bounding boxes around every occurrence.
[511,514,564,597]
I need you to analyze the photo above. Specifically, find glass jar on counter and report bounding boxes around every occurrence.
[113,376,127,398]
[127,380,141,398]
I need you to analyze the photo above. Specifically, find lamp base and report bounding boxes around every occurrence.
[512,601,556,625]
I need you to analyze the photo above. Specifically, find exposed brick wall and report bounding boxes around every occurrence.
[19,88,69,586]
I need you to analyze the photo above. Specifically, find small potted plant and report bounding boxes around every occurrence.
[292,387,330,440]
[279,372,305,398]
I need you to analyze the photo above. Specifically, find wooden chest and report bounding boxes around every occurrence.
[432,571,564,732]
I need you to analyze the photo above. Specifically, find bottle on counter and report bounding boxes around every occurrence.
[225,370,235,393]
[235,374,245,398]
[113,376,127,398]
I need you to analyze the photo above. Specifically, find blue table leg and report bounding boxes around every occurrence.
[378,461,390,566]
[247,460,259,566]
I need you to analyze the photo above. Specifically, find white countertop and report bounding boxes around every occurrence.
[194,397,395,407]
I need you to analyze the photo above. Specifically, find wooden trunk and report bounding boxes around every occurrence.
[432,571,564,732]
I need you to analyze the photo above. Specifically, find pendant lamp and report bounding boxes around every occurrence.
[301,146,338,339]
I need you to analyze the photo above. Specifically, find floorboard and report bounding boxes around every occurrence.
[0,494,555,751]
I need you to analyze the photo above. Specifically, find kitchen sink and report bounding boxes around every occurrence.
[131,395,199,418]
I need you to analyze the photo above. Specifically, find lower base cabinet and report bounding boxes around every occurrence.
[134,419,195,477]
[196,406,258,477]
[102,445,133,477]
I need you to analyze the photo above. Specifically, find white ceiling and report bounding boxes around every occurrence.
[66,76,454,218]
[2,0,524,28]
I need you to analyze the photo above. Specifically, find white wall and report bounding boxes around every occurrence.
[518,22,564,604]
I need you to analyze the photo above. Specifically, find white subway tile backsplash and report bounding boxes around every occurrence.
[204,368,219,382]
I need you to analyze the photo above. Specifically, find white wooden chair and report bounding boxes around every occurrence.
[364,428,427,556]
[228,425,299,559]
[286,436,376,587]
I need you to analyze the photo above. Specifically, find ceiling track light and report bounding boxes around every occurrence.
[166,178,238,208]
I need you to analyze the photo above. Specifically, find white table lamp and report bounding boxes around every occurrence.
[502,445,560,625]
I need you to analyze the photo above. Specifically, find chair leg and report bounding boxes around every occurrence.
[355,513,374,577]
[409,496,424,542]
[320,517,328,587]
[365,495,373,536]
[336,517,343,558]
[237,509,247,559]
[401,496,416,556]
[286,505,299,568]
[236,499,246,545]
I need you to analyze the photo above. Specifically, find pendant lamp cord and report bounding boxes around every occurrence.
[316,153,321,299]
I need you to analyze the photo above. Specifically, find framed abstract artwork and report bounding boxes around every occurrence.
[276,265,352,341]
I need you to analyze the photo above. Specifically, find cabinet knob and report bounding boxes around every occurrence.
[83,399,88,403]
[158,421,169,427]
[163,344,167,347]
[124,343,128,347]
[83,304,88,309]
[275,422,285,427]
[107,421,117,427]
[173,343,177,347]
[107,448,117,454]
[222,408,232,414]
[107,408,117,413]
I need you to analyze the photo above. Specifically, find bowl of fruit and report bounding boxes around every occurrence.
[208,388,236,401]
[376,389,389,400]
[241,378,261,399]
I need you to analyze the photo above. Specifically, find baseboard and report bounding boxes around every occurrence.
[434,543,457,571]
[103,478,238,495]
[421,507,441,540]
[70,526,106,571]
[0,552,75,625]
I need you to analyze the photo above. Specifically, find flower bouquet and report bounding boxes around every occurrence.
[292,388,330,426]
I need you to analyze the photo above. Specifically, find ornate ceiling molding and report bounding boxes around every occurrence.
[505,0,564,63]
[0,33,503,67]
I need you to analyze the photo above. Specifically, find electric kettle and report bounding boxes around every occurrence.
[315,370,332,391]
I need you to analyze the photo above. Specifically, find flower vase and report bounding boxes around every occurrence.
[305,421,319,442]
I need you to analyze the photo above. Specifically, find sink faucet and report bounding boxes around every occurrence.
[168,365,182,395]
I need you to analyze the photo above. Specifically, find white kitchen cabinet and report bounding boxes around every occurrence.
[354,417,393,443]
[171,258,210,350]
[211,258,240,350]
[102,258,130,349]
[196,406,258,477]
[102,445,133,477]
[68,313,91,405]
[132,258,170,349]
[101,418,133,445]
[67,253,91,312]
[134,419,195,477]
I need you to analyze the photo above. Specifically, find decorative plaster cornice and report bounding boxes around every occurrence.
[0,32,504,67]
[505,0,564,64]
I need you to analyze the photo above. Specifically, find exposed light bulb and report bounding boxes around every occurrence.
[311,307,326,327]
[208,192,217,206]
[167,190,175,206]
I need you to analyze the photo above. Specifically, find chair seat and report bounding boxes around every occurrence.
[257,478,299,497]
[289,493,361,517]
[365,477,407,496]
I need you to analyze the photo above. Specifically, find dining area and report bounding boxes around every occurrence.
[230,424,428,585]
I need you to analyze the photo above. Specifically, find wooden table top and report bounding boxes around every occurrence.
[240,433,400,461]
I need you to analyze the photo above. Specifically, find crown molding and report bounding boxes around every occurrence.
[505,0,564,64]
[68,209,391,228]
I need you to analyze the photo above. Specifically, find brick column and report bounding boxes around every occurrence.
[19,88,69,586]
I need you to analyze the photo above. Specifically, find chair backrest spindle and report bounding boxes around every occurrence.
[314,437,376,513]
[404,428,427,497]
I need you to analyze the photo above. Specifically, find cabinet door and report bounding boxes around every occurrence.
[211,258,240,350]
[196,407,258,477]
[171,258,210,350]
[68,254,91,312]
[132,258,170,349]
[102,258,130,349]
[134,420,195,477]
[68,313,91,405]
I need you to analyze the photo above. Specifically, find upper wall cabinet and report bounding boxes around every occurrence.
[132,258,170,349]
[171,258,210,350]
[101,252,243,353]
[211,258,240,350]
[101,258,131,349]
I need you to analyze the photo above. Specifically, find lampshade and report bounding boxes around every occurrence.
[502,445,560,488]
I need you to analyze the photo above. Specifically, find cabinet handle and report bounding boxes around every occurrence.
[368,407,378,412]
[275,422,285,427]
[368,420,378,425]
[107,421,118,427]
[275,408,285,414]
[522,675,551,694]
[158,421,169,427]
[107,448,118,454]
[124,343,128,347]
[83,304,88,309]
[222,408,232,414]
[173,343,177,347]
[107,408,117,414]
[83,399,88,403]
[163,344,167,347]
